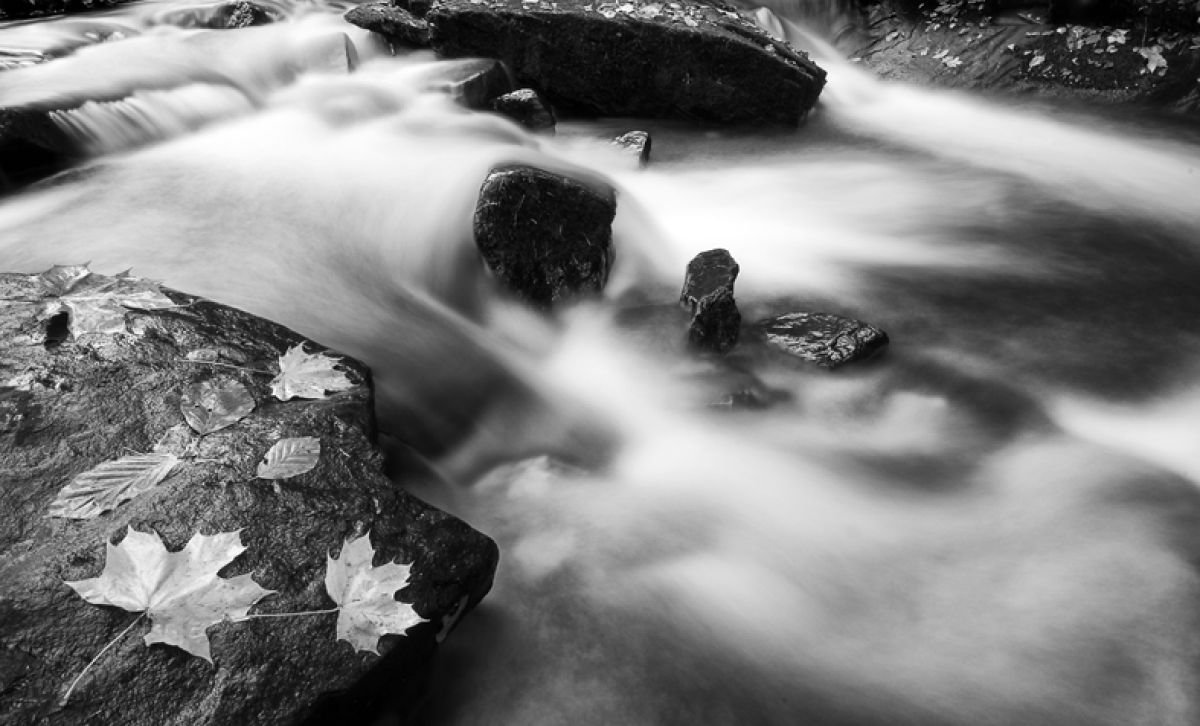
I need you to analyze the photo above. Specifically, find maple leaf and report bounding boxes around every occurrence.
[256,436,321,480]
[1137,45,1168,73]
[180,378,255,435]
[48,453,180,520]
[324,533,424,655]
[37,266,176,337]
[65,528,274,662]
[269,344,354,401]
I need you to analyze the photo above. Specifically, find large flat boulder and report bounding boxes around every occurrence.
[0,269,498,725]
[425,0,825,125]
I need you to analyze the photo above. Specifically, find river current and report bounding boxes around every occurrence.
[2,2,1200,724]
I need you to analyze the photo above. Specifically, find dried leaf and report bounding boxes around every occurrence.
[48,453,180,519]
[65,528,274,662]
[325,533,424,655]
[256,437,321,480]
[269,344,354,401]
[38,264,92,296]
[1029,52,1046,69]
[181,379,255,435]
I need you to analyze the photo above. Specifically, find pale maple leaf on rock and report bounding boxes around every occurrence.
[269,344,354,401]
[65,528,274,662]
[324,533,424,655]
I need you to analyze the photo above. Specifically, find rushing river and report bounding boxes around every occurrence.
[3,2,1200,724]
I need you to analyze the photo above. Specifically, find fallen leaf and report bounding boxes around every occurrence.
[269,344,354,401]
[48,453,180,519]
[65,528,274,662]
[944,55,963,68]
[181,379,255,435]
[324,533,424,655]
[37,264,92,296]
[1136,45,1168,73]
[256,437,321,480]
[1029,52,1046,68]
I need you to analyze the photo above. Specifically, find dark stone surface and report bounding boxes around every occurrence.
[425,0,826,125]
[0,110,79,193]
[0,270,498,726]
[0,0,124,20]
[612,130,651,166]
[395,0,433,17]
[473,164,616,308]
[681,249,741,354]
[758,311,889,368]
[344,3,431,47]
[439,58,515,110]
[490,88,555,130]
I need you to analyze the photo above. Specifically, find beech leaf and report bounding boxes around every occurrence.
[180,379,255,435]
[256,437,321,480]
[48,453,180,519]
[65,528,274,662]
[325,533,424,654]
[269,344,354,401]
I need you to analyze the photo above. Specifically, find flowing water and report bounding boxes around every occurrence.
[3,2,1200,724]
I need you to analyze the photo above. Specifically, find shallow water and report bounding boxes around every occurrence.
[2,3,1200,724]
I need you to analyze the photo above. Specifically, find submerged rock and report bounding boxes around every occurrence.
[0,270,498,725]
[440,58,515,110]
[158,0,278,29]
[425,0,825,125]
[612,130,651,166]
[0,109,79,192]
[344,3,431,47]
[681,249,741,354]
[474,165,616,307]
[758,311,889,368]
[491,88,556,130]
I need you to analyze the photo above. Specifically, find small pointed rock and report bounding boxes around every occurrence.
[612,130,651,166]
[491,88,556,130]
[681,249,741,354]
[344,3,431,47]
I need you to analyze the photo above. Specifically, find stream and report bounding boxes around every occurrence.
[3,1,1200,723]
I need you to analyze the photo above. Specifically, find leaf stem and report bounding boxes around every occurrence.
[178,359,273,375]
[242,607,340,619]
[60,612,147,706]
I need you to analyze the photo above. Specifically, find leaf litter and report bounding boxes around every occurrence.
[48,454,181,520]
[256,437,321,480]
[269,344,354,401]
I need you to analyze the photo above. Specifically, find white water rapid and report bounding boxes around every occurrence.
[3,2,1200,724]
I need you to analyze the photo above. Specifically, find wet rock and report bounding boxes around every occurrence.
[474,164,616,308]
[0,270,498,725]
[396,0,433,16]
[0,0,124,20]
[758,311,889,368]
[0,109,79,193]
[612,130,651,166]
[491,88,556,130]
[681,249,741,354]
[425,0,826,125]
[440,58,515,110]
[158,0,278,29]
[345,3,431,47]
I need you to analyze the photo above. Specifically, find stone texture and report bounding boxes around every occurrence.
[612,130,651,166]
[439,59,515,110]
[0,0,124,20]
[490,88,556,130]
[425,0,826,125]
[681,249,741,354]
[473,165,616,308]
[758,311,889,368]
[0,269,498,726]
[344,3,431,47]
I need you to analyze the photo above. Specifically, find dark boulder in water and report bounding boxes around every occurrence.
[344,2,431,47]
[474,165,616,308]
[0,0,124,20]
[612,130,651,166]
[0,109,79,192]
[758,311,889,368]
[681,248,741,354]
[491,88,556,130]
[425,0,825,125]
[0,269,498,726]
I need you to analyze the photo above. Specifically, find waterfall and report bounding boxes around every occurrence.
[3,2,1200,724]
